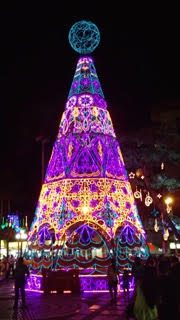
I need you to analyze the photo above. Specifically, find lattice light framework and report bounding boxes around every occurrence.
[28,39,146,269]
[29,178,144,243]
[68,21,100,54]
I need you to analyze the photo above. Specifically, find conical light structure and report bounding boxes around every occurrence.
[28,24,146,269]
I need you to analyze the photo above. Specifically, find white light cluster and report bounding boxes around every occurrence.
[15,228,28,240]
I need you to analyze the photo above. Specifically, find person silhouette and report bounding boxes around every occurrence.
[13,257,29,309]
[107,258,118,303]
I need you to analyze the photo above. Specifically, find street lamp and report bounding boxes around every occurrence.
[15,229,28,256]
[161,196,174,251]
[164,196,173,213]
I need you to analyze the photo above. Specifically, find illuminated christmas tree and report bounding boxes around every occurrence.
[28,21,147,270]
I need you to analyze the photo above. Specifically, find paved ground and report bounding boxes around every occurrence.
[0,279,134,320]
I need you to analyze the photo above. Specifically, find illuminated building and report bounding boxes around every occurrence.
[0,214,28,258]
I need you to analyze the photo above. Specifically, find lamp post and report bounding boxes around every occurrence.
[161,196,174,253]
[164,196,173,214]
[15,229,28,256]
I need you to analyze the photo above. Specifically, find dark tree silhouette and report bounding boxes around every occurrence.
[119,126,180,240]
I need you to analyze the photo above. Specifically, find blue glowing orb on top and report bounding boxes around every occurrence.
[68,20,100,54]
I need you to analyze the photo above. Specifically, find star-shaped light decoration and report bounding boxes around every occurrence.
[129,172,135,179]
[157,193,162,199]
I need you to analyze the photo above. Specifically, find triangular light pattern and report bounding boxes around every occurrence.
[28,21,147,270]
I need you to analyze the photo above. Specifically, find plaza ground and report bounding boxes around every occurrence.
[0,279,134,320]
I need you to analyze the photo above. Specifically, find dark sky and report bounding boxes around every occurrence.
[0,6,180,220]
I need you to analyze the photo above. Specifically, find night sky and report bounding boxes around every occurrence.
[0,6,180,221]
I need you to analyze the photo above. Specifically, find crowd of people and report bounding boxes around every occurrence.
[0,254,16,279]
[107,254,180,319]
[1,253,180,317]
[129,255,180,320]
[0,255,30,309]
